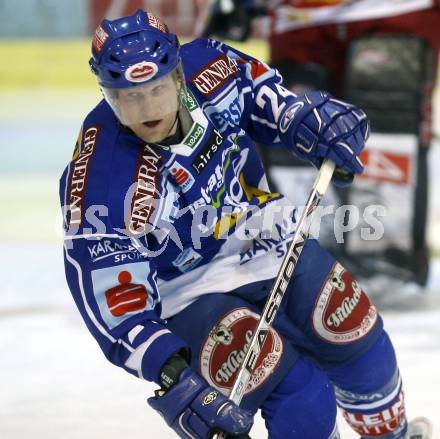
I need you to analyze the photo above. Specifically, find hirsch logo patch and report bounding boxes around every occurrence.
[200,308,283,395]
[191,129,223,174]
[312,262,378,344]
[125,61,158,83]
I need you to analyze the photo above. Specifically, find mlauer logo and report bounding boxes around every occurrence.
[125,61,158,83]
[200,308,283,395]
[312,262,377,344]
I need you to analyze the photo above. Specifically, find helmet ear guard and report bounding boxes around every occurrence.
[89,58,98,76]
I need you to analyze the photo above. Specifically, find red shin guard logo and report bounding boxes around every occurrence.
[313,262,377,344]
[342,390,406,437]
[200,308,283,395]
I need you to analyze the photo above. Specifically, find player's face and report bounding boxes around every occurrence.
[128,107,178,144]
[103,73,180,143]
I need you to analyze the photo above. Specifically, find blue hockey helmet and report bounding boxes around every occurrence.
[89,9,180,89]
[89,10,187,142]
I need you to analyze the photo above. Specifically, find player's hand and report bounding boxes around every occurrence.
[280,91,370,187]
[148,368,253,439]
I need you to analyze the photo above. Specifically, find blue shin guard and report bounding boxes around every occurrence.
[328,331,407,438]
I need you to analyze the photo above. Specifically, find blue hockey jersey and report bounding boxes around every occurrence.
[60,38,303,384]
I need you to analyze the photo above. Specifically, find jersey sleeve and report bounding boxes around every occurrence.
[62,233,188,383]
[59,125,188,384]
[208,38,303,148]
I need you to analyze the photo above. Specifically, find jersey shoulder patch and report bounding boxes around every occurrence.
[181,39,241,100]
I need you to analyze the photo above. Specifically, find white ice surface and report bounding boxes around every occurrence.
[0,244,439,439]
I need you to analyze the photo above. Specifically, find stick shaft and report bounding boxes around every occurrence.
[216,160,335,439]
[230,159,335,405]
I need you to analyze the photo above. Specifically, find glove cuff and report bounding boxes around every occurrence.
[160,349,191,391]
[148,369,206,425]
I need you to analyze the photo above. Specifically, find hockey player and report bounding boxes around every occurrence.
[60,10,432,439]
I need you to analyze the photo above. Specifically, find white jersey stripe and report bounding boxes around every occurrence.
[124,329,171,378]
[336,374,402,411]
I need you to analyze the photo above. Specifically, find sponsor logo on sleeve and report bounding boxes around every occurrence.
[125,61,158,83]
[191,55,239,97]
[200,308,283,395]
[312,262,378,344]
[92,25,109,53]
[128,145,162,235]
[147,12,168,33]
[91,262,155,329]
[68,126,99,227]
[170,162,195,193]
[105,271,148,317]
[87,240,142,264]
[191,129,223,174]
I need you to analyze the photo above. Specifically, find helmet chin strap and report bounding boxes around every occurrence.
[158,107,183,146]
[167,111,180,138]
[160,97,194,145]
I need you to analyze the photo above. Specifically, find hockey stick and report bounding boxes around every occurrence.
[216,158,336,439]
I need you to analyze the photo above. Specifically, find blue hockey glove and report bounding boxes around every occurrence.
[148,368,253,439]
[279,91,370,187]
